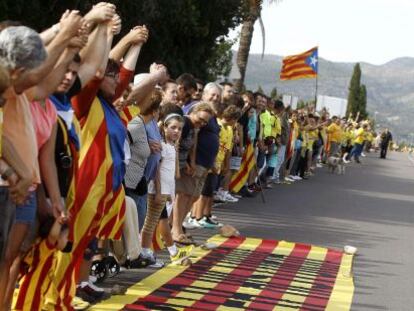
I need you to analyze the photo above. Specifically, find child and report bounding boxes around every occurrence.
[13,214,69,311]
[140,113,193,264]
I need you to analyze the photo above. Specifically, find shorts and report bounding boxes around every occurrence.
[0,187,15,260]
[175,165,207,197]
[201,173,219,197]
[15,191,37,225]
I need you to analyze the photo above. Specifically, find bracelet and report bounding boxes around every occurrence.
[1,167,15,180]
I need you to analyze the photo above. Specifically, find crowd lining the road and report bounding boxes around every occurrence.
[0,4,394,310]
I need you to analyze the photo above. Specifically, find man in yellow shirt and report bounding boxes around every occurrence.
[349,123,368,163]
[326,116,343,156]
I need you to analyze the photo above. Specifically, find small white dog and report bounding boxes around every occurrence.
[327,155,346,175]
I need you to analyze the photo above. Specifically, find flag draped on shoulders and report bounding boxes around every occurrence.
[229,140,255,193]
[280,47,318,80]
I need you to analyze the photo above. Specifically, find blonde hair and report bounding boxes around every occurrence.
[189,102,214,116]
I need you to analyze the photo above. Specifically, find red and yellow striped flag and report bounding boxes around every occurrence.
[280,47,318,81]
[229,140,255,193]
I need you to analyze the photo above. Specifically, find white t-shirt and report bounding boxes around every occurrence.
[148,142,176,196]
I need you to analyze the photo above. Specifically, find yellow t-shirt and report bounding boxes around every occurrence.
[215,120,234,171]
[259,110,273,138]
[307,129,319,150]
[327,123,342,143]
[354,127,365,144]
[271,114,281,138]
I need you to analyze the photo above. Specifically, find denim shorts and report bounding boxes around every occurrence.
[15,191,37,224]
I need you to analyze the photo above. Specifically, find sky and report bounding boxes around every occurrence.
[229,0,414,65]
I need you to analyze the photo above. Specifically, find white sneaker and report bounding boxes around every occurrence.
[361,152,366,157]
[316,163,323,168]
[183,217,200,229]
[284,177,295,182]
[222,191,239,203]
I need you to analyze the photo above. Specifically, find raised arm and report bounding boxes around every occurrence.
[78,23,108,86]
[15,11,83,94]
[127,64,168,111]
[30,30,88,101]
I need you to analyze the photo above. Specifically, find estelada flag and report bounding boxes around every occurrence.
[229,140,255,193]
[280,47,318,80]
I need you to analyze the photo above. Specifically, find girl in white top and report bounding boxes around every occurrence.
[142,113,193,264]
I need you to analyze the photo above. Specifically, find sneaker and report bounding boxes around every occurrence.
[222,191,239,203]
[294,175,303,180]
[198,216,222,228]
[71,296,90,310]
[149,258,165,268]
[240,186,255,197]
[89,275,98,284]
[284,177,295,182]
[183,217,200,229]
[80,281,104,293]
[361,152,366,157]
[272,179,281,185]
[125,254,151,269]
[170,245,194,265]
[213,192,226,203]
[210,214,218,221]
[316,163,323,168]
[76,287,98,304]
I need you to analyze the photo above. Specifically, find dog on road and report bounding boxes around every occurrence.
[327,155,346,175]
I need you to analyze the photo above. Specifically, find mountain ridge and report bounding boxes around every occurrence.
[229,53,414,140]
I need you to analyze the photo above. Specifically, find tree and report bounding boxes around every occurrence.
[270,87,277,99]
[0,0,244,81]
[234,0,281,92]
[359,84,368,118]
[347,63,361,117]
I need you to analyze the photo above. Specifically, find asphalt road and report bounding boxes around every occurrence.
[102,151,414,311]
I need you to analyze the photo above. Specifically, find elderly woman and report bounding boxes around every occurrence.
[0,11,85,307]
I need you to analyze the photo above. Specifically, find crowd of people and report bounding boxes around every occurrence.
[0,4,387,311]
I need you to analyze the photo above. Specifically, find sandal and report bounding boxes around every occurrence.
[173,233,195,246]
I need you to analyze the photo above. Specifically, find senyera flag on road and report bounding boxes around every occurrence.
[280,47,318,80]
[90,235,355,311]
[229,140,255,193]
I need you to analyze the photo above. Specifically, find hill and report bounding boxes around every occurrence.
[230,53,414,141]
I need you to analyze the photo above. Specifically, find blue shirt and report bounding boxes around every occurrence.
[143,119,162,181]
[196,117,220,168]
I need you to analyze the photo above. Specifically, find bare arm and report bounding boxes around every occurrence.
[127,64,168,111]
[39,123,64,218]
[78,23,108,86]
[14,11,83,94]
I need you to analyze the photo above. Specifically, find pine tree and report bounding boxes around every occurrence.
[347,63,362,117]
[270,87,277,99]
[359,84,368,118]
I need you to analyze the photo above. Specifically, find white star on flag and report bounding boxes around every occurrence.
[309,56,318,67]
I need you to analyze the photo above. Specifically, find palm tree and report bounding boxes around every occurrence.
[234,0,280,93]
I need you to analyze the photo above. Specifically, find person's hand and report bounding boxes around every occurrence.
[67,22,89,51]
[56,211,69,225]
[59,10,84,39]
[127,25,149,46]
[50,199,65,219]
[184,163,195,176]
[86,2,116,24]
[108,14,122,35]
[148,140,162,154]
[149,63,168,84]
[9,177,31,205]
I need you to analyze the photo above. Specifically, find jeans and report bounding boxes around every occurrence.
[125,188,147,232]
[273,145,286,181]
[350,143,363,161]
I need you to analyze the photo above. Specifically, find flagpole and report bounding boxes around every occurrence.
[314,74,318,106]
